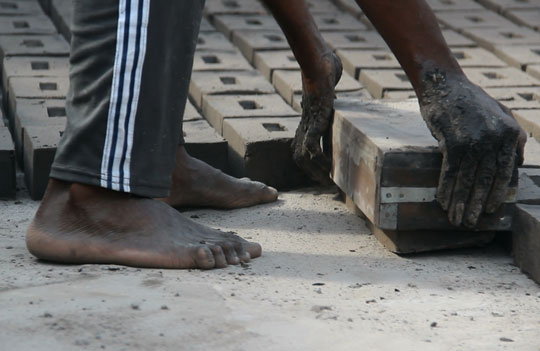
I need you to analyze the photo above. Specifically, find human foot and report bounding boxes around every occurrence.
[160,146,278,209]
[292,52,342,185]
[26,179,261,269]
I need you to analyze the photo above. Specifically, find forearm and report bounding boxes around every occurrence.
[260,0,331,79]
[355,0,464,96]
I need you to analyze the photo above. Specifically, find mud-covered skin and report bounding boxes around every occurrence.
[419,69,526,228]
[161,146,278,209]
[292,52,343,185]
[26,180,261,269]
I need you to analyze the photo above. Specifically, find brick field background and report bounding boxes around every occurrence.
[0,0,539,199]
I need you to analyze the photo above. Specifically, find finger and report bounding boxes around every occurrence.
[436,149,460,211]
[208,245,228,269]
[485,140,518,213]
[448,154,478,226]
[463,153,497,228]
[293,144,333,185]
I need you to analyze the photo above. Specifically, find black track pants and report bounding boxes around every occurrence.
[51,0,204,197]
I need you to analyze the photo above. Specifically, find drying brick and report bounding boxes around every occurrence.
[223,116,307,189]
[183,119,228,172]
[202,94,298,134]
[23,124,64,199]
[189,70,274,108]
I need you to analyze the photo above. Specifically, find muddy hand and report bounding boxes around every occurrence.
[292,52,343,185]
[420,72,525,228]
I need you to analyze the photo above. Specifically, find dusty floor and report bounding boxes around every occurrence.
[1,175,540,351]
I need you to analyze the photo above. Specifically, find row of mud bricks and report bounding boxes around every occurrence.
[0,0,539,282]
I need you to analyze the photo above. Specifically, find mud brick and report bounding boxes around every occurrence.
[196,32,236,52]
[359,69,412,98]
[383,91,416,99]
[527,64,540,80]
[513,109,540,142]
[485,87,540,110]
[189,70,274,108]
[436,11,516,31]
[213,15,279,39]
[202,94,298,133]
[7,76,69,124]
[291,89,372,113]
[12,98,66,164]
[232,30,290,63]
[493,45,540,70]
[337,50,400,79]
[311,13,367,32]
[0,1,43,16]
[50,0,73,41]
[0,34,69,61]
[199,17,215,33]
[253,50,299,81]
[184,100,202,122]
[0,126,15,198]
[462,26,540,51]
[323,29,473,51]
[23,124,64,199]
[192,51,251,72]
[506,9,540,31]
[513,202,540,285]
[183,119,227,171]
[463,67,540,88]
[333,0,363,18]
[477,0,540,12]
[517,168,540,204]
[223,117,307,189]
[0,15,57,35]
[2,56,69,94]
[322,31,387,51]
[452,47,508,68]
[440,29,477,47]
[340,48,505,80]
[203,0,266,17]
[425,0,484,11]
[273,69,362,105]
[331,99,516,232]
[303,0,339,14]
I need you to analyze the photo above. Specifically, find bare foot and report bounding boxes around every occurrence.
[160,146,278,209]
[26,179,261,269]
[292,52,342,185]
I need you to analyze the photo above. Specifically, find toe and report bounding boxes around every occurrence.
[192,245,216,270]
[220,242,240,265]
[209,245,228,268]
[233,242,251,263]
[245,242,262,259]
[262,186,278,203]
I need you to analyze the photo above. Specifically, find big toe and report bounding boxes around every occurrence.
[245,242,262,259]
[257,183,278,203]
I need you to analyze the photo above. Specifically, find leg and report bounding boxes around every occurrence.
[262,0,342,184]
[26,0,260,269]
[354,0,526,227]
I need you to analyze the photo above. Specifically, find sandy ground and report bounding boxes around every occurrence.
[1,174,540,351]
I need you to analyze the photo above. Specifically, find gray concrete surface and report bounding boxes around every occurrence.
[1,175,540,350]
